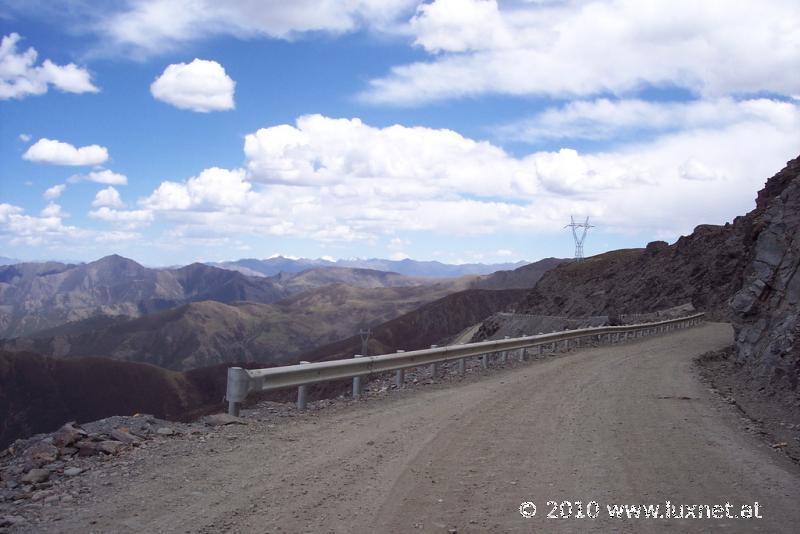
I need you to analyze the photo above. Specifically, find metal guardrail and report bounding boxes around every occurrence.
[225,313,705,415]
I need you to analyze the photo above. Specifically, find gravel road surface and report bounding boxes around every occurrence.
[39,322,800,533]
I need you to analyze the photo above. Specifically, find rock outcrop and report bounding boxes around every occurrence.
[730,156,800,394]
[518,221,746,320]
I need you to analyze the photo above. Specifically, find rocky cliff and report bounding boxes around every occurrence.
[730,156,800,395]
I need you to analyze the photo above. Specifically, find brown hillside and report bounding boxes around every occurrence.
[0,351,203,450]
[519,225,746,319]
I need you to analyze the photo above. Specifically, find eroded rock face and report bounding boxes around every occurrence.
[730,156,800,394]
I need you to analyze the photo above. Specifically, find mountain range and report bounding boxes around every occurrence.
[208,257,528,278]
[0,280,475,371]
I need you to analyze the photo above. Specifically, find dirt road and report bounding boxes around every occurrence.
[41,323,800,533]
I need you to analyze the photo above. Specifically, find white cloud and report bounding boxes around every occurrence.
[0,201,87,246]
[495,249,513,257]
[388,237,410,249]
[19,133,31,142]
[363,0,800,105]
[497,97,798,143]
[92,186,123,208]
[117,106,798,246]
[23,138,108,166]
[95,230,141,242]
[410,0,512,53]
[43,183,66,200]
[40,202,62,218]
[88,206,153,228]
[243,114,533,197]
[678,157,722,182]
[94,0,417,57]
[68,169,128,185]
[150,59,235,112]
[390,251,410,261]
[0,33,98,99]
[142,167,251,210]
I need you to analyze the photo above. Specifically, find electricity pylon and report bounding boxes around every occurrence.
[565,216,594,261]
[359,328,371,356]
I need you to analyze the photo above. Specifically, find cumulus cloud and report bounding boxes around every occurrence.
[410,0,512,53]
[40,202,62,218]
[23,138,108,166]
[0,201,86,246]
[43,184,66,200]
[142,167,251,209]
[92,186,123,208]
[150,59,235,112]
[110,106,798,246]
[68,169,128,185]
[88,206,153,228]
[0,33,98,99]
[363,0,800,105]
[243,114,534,197]
[93,0,417,57]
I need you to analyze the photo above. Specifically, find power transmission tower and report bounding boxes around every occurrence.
[565,216,594,261]
[359,328,371,356]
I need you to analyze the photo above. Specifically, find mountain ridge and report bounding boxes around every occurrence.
[209,256,529,278]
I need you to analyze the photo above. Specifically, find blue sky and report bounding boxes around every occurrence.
[1,0,798,266]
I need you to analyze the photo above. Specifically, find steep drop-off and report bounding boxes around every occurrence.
[0,351,203,450]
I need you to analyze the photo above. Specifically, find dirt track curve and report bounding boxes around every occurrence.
[40,323,800,533]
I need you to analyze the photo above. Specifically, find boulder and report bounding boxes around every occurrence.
[20,468,50,484]
[22,442,59,468]
[52,422,86,449]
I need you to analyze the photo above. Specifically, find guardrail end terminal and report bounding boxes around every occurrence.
[226,367,250,416]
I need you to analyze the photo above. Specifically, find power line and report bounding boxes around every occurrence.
[564,216,594,261]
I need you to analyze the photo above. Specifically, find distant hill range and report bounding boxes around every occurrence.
[0,257,567,370]
[208,256,529,278]
[0,257,287,339]
[0,280,474,371]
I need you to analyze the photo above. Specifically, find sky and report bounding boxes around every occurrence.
[0,0,798,267]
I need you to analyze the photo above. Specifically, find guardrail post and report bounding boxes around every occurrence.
[501,336,509,363]
[430,345,440,377]
[296,361,310,410]
[352,354,363,399]
[520,335,528,361]
[481,353,488,369]
[458,357,466,374]
[395,350,405,387]
[226,367,250,417]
